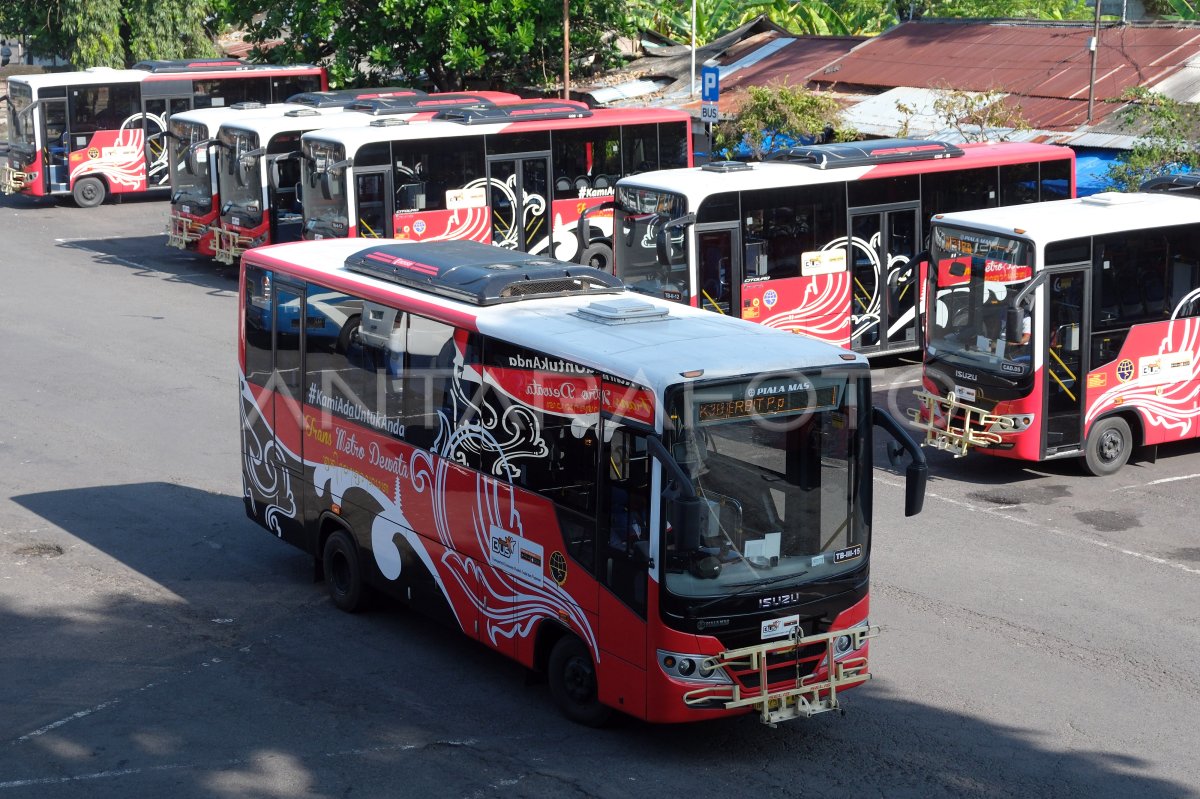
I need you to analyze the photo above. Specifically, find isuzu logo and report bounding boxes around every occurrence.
[759,591,802,610]
[954,369,978,382]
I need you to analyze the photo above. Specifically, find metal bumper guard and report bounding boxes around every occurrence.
[213,226,251,265]
[0,164,28,194]
[906,389,1015,457]
[683,626,879,726]
[167,214,205,249]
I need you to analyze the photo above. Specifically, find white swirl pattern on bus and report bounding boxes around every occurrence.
[239,377,297,535]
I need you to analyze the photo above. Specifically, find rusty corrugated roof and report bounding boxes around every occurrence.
[810,19,1200,106]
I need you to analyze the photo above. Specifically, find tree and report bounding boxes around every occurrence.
[713,83,853,160]
[212,0,634,90]
[895,86,1030,142]
[2,0,215,67]
[1104,87,1200,191]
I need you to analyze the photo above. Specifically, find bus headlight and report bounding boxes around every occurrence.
[658,650,732,684]
[832,619,870,662]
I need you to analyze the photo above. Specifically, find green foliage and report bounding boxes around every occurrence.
[214,0,633,90]
[713,83,853,160]
[3,0,214,67]
[1105,87,1200,191]
[917,0,1091,18]
[1161,0,1200,20]
[896,87,1030,141]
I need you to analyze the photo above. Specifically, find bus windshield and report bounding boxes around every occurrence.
[169,119,213,210]
[220,128,264,224]
[303,141,349,237]
[662,371,865,599]
[614,185,689,302]
[7,82,35,151]
[928,225,1035,370]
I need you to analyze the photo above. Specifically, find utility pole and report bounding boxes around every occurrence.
[1087,0,1102,123]
[563,0,570,101]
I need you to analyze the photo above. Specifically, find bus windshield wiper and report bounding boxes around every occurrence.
[688,569,808,616]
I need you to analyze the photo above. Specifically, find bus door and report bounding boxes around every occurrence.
[1043,268,1089,455]
[696,224,741,316]
[41,98,68,191]
[486,154,551,252]
[274,279,306,478]
[598,426,650,671]
[143,96,191,187]
[354,168,393,238]
[848,204,920,354]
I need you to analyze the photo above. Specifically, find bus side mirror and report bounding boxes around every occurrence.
[1006,307,1025,345]
[655,223,674,268]
[269,159,281,190]
[670,494,706,551]
[873,406,927,517]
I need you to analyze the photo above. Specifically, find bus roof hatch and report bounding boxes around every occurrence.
[286,87,425,108]
[435,101,592,125]
[767,138,964,169]
[345,94,500,116]
[344,241,624,306]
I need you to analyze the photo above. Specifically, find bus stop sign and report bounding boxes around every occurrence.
[701,66,720,103]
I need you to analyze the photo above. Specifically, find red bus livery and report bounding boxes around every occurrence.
[299,102,692,269]
[613,139,1075,356]
[2,59,325,207]
[911,183,1200,474]
[239,238,927,725]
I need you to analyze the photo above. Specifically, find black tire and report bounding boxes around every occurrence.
[336,315,360,353]
[72,176,106,208]
[1083,416,1133,476]
[323,529,368,613]
[579,241,613,273]
[548,636,611,727]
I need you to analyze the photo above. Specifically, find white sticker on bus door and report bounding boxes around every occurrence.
[800,249,847,277]
[447,186,487,210]
[489,526,544,586]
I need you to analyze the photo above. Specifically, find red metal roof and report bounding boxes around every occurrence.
[810,20,1200,105]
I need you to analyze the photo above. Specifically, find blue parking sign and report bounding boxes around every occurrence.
[701,66,720,102]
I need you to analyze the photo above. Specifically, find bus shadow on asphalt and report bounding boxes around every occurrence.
[5,482,1193,797]
[57,235,238,295]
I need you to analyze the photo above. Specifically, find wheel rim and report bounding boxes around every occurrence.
[1098,428,1125,463]
[563,654,596,704]
[81,183,97,201]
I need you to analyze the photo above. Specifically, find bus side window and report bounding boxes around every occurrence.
[402,314,459,451]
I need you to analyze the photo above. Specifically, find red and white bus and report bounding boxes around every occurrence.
[613,139,1075,357]
[909,183,1200,475]
[165,87,433,256]
[206,92,523,264]
[1,59,325,207]
[239,238,927,725]
[299,101,692,269]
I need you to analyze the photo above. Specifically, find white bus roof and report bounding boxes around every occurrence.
[217,108,382,140]
[170,104,321,133]
[12,68,150,89]
[617,141,1070,203]
[931,191,1200,242]
[246,239,867,394]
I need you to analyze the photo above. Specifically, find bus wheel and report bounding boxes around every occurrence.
[1083,416,1132,476]
[72,177,106,208]
[580,241,613,273]
[548,636,610,727]
[323,530,368,613]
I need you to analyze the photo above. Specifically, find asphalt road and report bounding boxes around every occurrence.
[2,191,1199,798]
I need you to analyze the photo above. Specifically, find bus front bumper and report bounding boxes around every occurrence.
[167,213,208,250]
[682,626,878,727]
[212,226,255,265]
[0,164,29,194]
[906,389,1018,456]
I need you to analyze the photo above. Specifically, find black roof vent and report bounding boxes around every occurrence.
[285,87,424,108]
[1140,174,1200,196]
[766,138,964,169]
[701,160,753,173]
[344,241,624,306]
[345,94,501,116]
[435,101,592,125]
